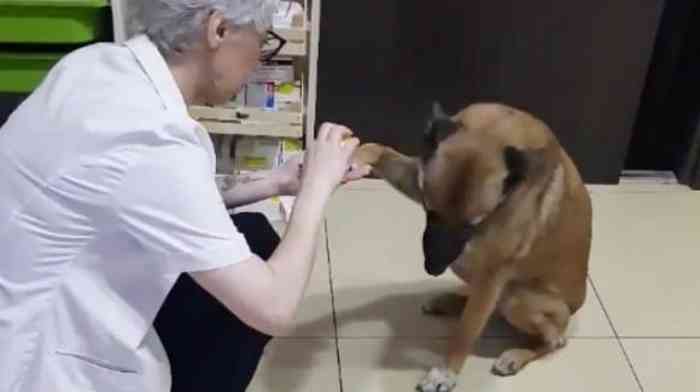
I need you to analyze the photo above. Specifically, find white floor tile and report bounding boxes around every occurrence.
[589,191,700,337]
[339,338,639,392]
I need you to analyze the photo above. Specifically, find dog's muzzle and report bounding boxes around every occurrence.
[422,212,474,276]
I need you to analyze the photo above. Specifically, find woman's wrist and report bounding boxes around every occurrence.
[271,167,296,196]
[297,176,335,204]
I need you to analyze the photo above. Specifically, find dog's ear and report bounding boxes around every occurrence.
[432,101,450,119]
[503,146,551,195]
[503,146,529,194]
[423,101,459,160]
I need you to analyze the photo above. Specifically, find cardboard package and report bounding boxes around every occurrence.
[234,136,283,172]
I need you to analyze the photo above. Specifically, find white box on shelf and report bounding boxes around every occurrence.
[246,81,302,112]
[273,0,305,29]
[246,82,275,110]
[248,62,295,84]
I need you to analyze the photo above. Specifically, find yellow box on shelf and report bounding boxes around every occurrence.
[234,136,281,172]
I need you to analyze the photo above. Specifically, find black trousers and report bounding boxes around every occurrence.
[154,212,280,392]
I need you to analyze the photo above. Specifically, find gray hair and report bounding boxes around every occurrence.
[135,0,277,57]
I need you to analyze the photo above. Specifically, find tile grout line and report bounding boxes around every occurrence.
[324,219,344,392]
[588,276,645,392]
[328,336,620,340]
[618,336,700,340]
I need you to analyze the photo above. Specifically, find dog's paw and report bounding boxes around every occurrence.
[416,367,457,392]
[352,143,385,166]
[548,335,568,351]
[491,349,533,377]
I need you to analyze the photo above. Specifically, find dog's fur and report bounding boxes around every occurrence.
[353,103,592,391]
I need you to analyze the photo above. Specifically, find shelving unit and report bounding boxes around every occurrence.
[109,0,321,221]
[109,0,319,146]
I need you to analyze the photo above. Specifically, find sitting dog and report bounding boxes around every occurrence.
[353,102,592,392]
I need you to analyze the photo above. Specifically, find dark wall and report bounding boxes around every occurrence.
[626,0,700,179]
[317,1,664,184]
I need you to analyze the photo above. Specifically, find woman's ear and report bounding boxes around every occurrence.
[205,10,228,50]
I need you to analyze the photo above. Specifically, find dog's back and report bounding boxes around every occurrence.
[453,104,592,312]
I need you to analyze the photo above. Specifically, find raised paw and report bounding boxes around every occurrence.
[352,143,385,167]
[416,367,457,392]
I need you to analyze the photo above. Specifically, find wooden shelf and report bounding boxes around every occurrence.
[190,105,303,138]
[190,105,301,122]
[200,121,302,138]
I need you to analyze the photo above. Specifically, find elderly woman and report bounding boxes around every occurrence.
[0,1,369,391]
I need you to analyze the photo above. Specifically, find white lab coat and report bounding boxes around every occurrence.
[0,35,253,392]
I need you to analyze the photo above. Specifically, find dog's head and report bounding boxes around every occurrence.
[420,102,557,276]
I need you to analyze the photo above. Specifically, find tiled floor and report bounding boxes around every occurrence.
[249,180,700,392]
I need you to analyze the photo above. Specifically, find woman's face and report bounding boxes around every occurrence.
[208,28,262,105]
[200,13,264,105]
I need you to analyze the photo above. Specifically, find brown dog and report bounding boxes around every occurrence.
[353,102,592,392]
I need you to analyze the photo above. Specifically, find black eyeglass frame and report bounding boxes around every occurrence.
[260,30,287,62]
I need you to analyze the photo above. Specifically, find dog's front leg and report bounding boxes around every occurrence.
[417,268,509,392]
[353,143,423,204]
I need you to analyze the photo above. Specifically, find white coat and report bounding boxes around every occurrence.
[0,35,252,392]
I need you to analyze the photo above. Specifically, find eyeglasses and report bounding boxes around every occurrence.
[260,30,287,62]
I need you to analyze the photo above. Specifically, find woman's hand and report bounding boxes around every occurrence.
[275,154,304,196]
[276,153,371,196]
[274,123,371,197]
[301,123,361,195]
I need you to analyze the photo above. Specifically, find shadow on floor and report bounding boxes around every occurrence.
[255,281,542,390]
